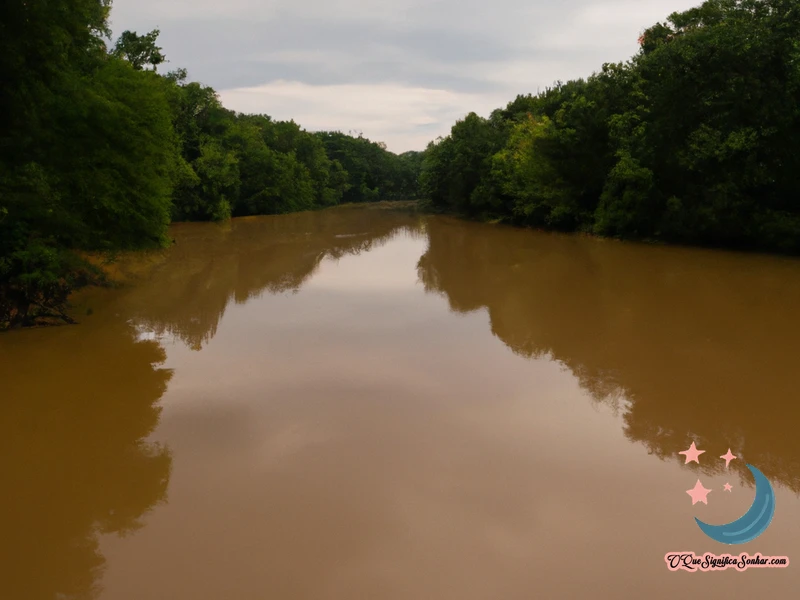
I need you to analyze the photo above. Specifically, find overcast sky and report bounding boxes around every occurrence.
[109,0,700,153]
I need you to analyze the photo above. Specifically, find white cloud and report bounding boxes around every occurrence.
[111,0,431,25]
[111,0,278,22]
[110,0,705,152]
[532,0,699,51]
[219,80,509,153]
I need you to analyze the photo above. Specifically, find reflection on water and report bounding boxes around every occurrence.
[0,207,425,600]
[417,217,800,493]
[0,318,172,600]
[2,206,800,599]
[119,208,425,350]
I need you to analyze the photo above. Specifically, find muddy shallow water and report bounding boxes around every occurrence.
[2,206,799,599]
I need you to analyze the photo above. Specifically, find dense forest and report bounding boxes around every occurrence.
[0,1,421,329]
[3,0,799,330]
[420,0,800,253]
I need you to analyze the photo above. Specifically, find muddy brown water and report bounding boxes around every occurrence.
[2,205,799,599]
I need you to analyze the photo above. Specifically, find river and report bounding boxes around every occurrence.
[2,204,799,599]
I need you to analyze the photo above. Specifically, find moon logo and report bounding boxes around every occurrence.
[695,464,776,545]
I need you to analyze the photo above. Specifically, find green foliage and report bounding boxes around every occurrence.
[492,115,575,228]
[112,29,166,71]
[0,239,101,328]
[315,131,421,203]
[15,0,800,328]
[595,151,655,236]
[175,139,238,221]
[420,0,800,253]
[396,151,425,199]
[419,112,508,218]
[161,77,413,221]
[0,4,184,328]
[0,1,426,329]
[58,59,179,249]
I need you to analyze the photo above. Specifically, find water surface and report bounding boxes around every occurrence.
[2,206,800,599]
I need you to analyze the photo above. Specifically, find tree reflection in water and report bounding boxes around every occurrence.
[417,216,800,493]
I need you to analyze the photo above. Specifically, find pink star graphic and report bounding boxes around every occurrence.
[679,442,705,464]
[721,449,737,469]
[687,479,712,505]
[724,483,733,492]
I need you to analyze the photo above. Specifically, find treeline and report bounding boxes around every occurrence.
[420,0,800,253]
[0,1,421,328]
[166,84,422,221]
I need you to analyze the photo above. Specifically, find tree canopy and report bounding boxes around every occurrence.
[0,1,419,329]
[112,29,166,71]
[3,0,799,329]
[420,0,800,253]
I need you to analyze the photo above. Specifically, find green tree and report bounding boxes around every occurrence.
[420,0,800,253]
[314,131,414,203]
[1,13,180,328]
[112,29,166,71]
[419,112,508,218]
[600,0,800,249]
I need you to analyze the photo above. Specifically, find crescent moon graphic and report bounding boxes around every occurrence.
[695,464,776,545]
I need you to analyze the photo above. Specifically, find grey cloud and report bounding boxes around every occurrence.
[108,0,701,150]
[113,15,520,93]
[209,61,505,96]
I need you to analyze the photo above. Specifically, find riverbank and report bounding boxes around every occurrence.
[423,206,800,258]
[0,202,425,332]
[336,200,421,211]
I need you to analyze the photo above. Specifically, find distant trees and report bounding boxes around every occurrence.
[8,0,797,328]
[0,2,422,329]
[420,111,509,218]
[314,131,423,203]
[420,0,800,253]
[160,83,418,222]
